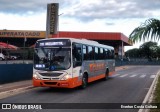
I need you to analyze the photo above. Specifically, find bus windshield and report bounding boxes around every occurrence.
[34,47,71,71]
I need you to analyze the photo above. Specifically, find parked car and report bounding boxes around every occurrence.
[10,55,18,60]
[0,53,5,61]
[9,54,21,60]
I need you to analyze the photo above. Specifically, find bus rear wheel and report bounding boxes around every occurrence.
[81,74,88,89]
[103,69,109,81]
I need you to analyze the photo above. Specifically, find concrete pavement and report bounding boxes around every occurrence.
[0,80,33,99]
[0,80,32,92]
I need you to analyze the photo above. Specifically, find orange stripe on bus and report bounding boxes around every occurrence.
[88,71,114,82]
[88,74,105,82]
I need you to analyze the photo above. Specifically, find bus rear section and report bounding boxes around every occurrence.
[72,42,115,89]
[32,38,115,88]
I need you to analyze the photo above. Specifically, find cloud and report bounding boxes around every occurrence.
[0,0,44,14]
[63,0,160,21]
[0,0,160,22]
[0,0,75,14]
[0,12,46,30]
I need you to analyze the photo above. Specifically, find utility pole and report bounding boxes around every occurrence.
[57,13,64,38]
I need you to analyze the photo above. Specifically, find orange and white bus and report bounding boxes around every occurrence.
[33,38,115,88]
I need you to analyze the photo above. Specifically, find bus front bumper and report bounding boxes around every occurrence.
[32,77,82,88]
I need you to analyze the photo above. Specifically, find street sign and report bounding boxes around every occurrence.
[46,3,59,35]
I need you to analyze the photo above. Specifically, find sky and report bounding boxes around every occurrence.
[0,0,160,51]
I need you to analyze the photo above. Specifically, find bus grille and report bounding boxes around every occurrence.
[40,73,62,77]
[44,82,57,85]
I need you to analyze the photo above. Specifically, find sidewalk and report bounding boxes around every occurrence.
[115,66,128,71]
[0,66,128,94]
[0,80,33,93]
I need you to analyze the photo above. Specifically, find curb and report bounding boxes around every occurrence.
[115,66,127,71]
[0,86,34,100]
[138,70,160,112]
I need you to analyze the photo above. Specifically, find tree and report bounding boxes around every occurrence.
[156,46,160,59]
[139,41,158,60]
[125,41,160,60]
[129,18,160,43]
[125,48,140,58]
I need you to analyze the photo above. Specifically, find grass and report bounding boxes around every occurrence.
[154,76,160,103]
[150,76,160,112]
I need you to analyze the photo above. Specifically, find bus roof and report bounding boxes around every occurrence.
[37,37,114,50]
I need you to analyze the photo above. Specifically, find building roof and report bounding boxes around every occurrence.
[52,31,131,46]
[0,30,132,46]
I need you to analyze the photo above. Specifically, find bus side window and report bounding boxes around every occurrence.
[108,49,111,59]
[108,49,114,59]
[104,49,108,59]
[95,47,98,60]
[111,50,115,59]
[98,48,101,60]
[103,49,106,59]
[83,45,88,60]
[72,43,82,67]
[100,48,104,60]
[88,46,94,60]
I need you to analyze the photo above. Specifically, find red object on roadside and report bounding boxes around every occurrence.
[30,44,35,48]
[0,42,18,50]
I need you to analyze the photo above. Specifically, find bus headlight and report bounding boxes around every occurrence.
[33,72,41,80]
[61,74,70,80]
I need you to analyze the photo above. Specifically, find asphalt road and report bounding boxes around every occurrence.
[0,66,160,112]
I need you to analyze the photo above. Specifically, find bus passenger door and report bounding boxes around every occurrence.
[72,43,82,81]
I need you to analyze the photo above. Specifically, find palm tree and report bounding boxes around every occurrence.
[129,18,160,43]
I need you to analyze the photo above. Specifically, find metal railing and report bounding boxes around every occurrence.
[115,58,160,66]
[0,47,34,64]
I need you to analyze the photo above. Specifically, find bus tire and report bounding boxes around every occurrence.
[81,74,88,89]
[103,69,109,81]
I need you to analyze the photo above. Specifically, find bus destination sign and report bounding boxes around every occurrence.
[39,42,65,46]
[36,39,71,47]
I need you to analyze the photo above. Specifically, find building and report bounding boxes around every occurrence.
[0,30,131,59]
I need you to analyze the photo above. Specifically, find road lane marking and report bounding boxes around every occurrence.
[130,74,137,77]
[140,75,146,78]
[120,74,128,77]
[150,75,156,78]
[112,74,121,77]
